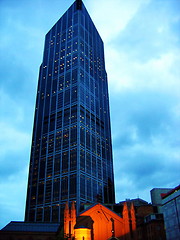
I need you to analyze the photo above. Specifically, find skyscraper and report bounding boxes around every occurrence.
[25,0,115,223]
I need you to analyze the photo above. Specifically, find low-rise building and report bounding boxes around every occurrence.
[161,185,180,240]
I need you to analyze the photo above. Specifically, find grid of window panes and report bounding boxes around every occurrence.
[25,1,115,223]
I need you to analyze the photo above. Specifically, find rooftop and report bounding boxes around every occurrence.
[1,221,60,233]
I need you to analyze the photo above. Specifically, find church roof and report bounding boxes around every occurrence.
[80,203,122,219]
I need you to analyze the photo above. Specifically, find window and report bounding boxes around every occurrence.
[54,154,61,175]
[70,126,77,147]
[63,129,69,149]
[55,131,62,151]
[80,149,85,171]
[71,86,77,103]
[70,148,77,170]
[53,178,60,201]
[44,207,51,222]
[45,180,52,203]
[71,105,77,124]
[86,152,91,174]
[61,176,68,199]
[52,205,59,222]
[62,151,68,173]
[64,89,70,106]
[36,208,43,222]
[80,175,85,198]
[63,108,70,127]
[70,174,77,197]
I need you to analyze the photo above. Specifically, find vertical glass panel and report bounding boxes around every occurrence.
[98,182,103,203]
[70,148,77,171]
[61,176,68,199]
[62,151,69,173]
[86,152,91,174]
[80,149,85,171]
[92,155,96,177]
[51,96,56,113]
[45,180,52,203]
[63,108,70,127]
[70,126,77,147]
[64,89,70,106]
[44,207,51,222]
[36,208,43,222]
[39,158,46,179]
[29,209,35,222]
[70,174,77,197]
[71,86,77,103]
[55,131,62,152]
[53,178,60,202]
[63,129,69,149]
[71,105,77,124]
[86,130,90,150]
[52,205,59,222]
[57,111,62,129]
[87,178,91,200]
[80,127,85,147]
[30,186,37,206]
[38,182,44,204]
[80,175,85,198]
[54,154,61,175]
[46,156,53,178]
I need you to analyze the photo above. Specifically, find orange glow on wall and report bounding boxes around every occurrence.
[74,228,91,240]
[80,204,124,240]
[64,201,76,238]
[64,202,136,240]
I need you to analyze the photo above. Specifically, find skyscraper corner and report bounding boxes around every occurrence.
[25,0,115,223]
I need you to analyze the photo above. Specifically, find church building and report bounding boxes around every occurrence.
[64,202,137,240]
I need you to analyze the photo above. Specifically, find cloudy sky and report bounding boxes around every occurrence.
[0,0,180,229]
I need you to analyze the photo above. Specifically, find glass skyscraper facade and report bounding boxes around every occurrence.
[25,0,115,223]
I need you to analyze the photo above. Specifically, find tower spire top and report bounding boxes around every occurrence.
[76,0,82,10]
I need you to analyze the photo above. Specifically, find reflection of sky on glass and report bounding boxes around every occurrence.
[0,0,180,229]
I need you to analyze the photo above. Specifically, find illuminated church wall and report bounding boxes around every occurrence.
[79,204,124,240]
[74,228,91,240]
[64,202,137,240]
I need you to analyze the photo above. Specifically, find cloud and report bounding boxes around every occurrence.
[0,123,30,179]
[87,0,150,42]
[107,49,180,94]
[0,0,180,228]
[111,88,180,202]
[0,169,28,229]
[105,0,180,203]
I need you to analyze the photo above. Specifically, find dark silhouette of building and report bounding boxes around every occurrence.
[25,0,115,223]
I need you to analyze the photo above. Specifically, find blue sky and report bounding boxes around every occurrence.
[0,0,180,229]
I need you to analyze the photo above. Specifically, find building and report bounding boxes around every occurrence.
[161,185,180,240]
[0,222,60,240]
[64,202,137,240]
[150,188,172,212]
[119,198,149,207]
[117,198,166,240]
[25,0,115,224]
[0,201,137,240]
